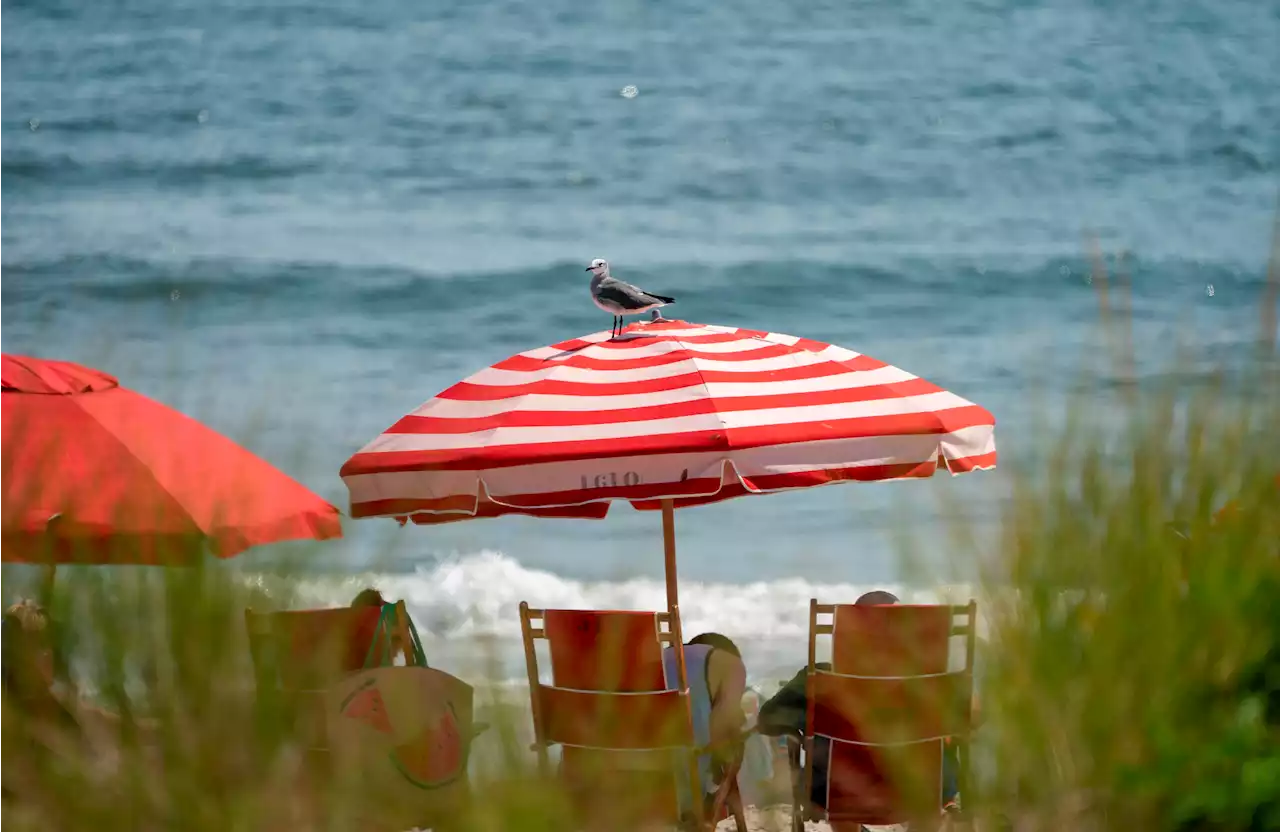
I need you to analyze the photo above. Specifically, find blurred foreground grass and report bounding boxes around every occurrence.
[958,232,1280,831]
[968,362,1280,831]
[2,558,582,832]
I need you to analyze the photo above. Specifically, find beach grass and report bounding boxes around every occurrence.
[939,233,1280,831]
[960,366,1279,831]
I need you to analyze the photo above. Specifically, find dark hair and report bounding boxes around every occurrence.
[854,590,900,606]
[688,632,741,658]
[350,588,386,608]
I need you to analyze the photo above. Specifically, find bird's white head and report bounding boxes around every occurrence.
[586,258,610,277]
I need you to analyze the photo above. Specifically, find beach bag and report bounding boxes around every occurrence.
[325,665,475,829]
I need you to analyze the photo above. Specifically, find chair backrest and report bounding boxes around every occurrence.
[805,600,977,827]
[543,608,669,691]
[244,601,425,749]
[246,606,378,692]
[519,603,699,826]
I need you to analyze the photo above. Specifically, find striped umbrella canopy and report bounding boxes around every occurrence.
[341,318,996,614]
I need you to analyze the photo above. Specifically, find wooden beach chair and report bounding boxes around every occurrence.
[792,600,977,832]
[519,603,747,831]
[244,600,425,757]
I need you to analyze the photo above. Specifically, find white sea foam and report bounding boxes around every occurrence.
[251,550,979,686]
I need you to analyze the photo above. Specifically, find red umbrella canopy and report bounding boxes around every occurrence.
[2,353,343,565]
[341,319,997,525]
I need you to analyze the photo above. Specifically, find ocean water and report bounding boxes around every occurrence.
[3,0,1277,682]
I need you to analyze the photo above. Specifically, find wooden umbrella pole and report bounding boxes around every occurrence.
[661,499,689,682]
[41,564,57,600]
[40,514,62,599]
[662,498,702,826]
[662,498,680,615]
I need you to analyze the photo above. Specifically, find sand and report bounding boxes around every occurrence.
[715,805,910,832]
[402,808,886,831]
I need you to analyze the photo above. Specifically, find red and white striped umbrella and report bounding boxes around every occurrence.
[341,319,996,525]
[342,317,996,693]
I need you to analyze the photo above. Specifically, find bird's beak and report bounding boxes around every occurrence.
[585,267,594,272]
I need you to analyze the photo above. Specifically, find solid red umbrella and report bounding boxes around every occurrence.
[2,353,342,566]
[340,318,997,617]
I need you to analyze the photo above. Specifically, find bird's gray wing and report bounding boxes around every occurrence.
[596,277,663,310]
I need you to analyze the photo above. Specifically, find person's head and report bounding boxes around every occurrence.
[687,632,741,658]
[349,588,406,660]
[350,588,386,608]
[854,590,900,606]
[2,599,55,697]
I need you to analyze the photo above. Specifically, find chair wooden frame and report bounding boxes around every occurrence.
[519,602,746,831]
[795,599,978,831]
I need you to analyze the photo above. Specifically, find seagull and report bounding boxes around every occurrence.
[586,258,676,338]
